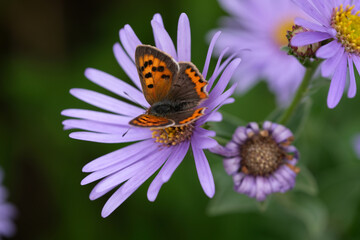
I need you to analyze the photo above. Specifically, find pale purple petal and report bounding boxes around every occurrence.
[70,88,144,117]
[206,111,222,122]
[85,67,148,107]
[223,157,241,175]
[348,57,356,98]
[123,24,142,60]
[292,0,329,26]
[327,54,348,108]
[316,40,342,59]
[69,129,151,143]
[321,47,345,77]
[101,147,171,217]
[177,13,191,61]
[113,43,142,89]
[192,145,215,198]
[63,119,128,134]
[207,47,230,89]
[291,31,332,46]
[202,31,221,79]
[294,17,329,32]
[161,141,190,182]
[151,20,177,59]
[61,109,132,126]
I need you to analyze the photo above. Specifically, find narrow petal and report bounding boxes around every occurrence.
[151,20,177,59]
[327,54,348,108]
[113,43,142,89]
[177,13,191,61]
[348,57,356,98]
[294,17,329,32]
[192,145,215,198]
[83,139,155,172]
[292,0,329,26]
[321,47,345,77]
[161,141,190,182]
[223,157,241,175]
[101,147,171,217]
[207,47,229,89]
[202,31,221,79]
[61,109,132,126]
[69,129,152,143]
[316,40,341,58]
[291,31,332,46]
[206,111,222,122]
[123,24,142,60]
[85,67,148,107]
[70,88,144,117]
[63,119,128,134]
[193,136,218,149]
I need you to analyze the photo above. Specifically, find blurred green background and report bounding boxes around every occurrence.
[1,0,360,239]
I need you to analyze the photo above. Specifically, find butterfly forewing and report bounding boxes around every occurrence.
[166,107,207,126]
[135,45,179,105]
[129,114,174,128]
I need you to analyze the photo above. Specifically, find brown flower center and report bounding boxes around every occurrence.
[240,133,286,176]
[151,124,194,146]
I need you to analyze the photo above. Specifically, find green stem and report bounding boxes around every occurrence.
[278,60,320,125]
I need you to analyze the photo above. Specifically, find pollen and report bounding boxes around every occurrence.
[332,4,360,55]
[151,124,194,146]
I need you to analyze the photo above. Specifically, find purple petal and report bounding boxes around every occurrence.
[113,43,142,89]
[209,58,241,100]
[348,57,356,98]
[327,53,347,108]
[292,0,329,26]
[207,83,238,111]
[294,17,329,32]
[291,31,332,46]
[207,47,231,90]
[177,13,191,61]
[206,111,222,122]
[63,119,128,134]
[193,136,218,149]
[69,129,152,143]
[321,47,345,77]
[101,147,171,217]
[70,88,144,117]
[82,139,155,172]
[192,145,215,198]
[161,141,190,182]
[316,40,342,59]
[202,31,221,79]
[123,24,142,60]
[61,109,132,126]
[85,67,148,107]
[223,156,241,175]
[151,20,177,59]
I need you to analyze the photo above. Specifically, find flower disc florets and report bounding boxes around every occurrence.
[331,4,360,55]
[151,124,194,146]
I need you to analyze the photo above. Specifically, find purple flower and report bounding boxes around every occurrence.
[62,13,241,217]
[0,168,16,239]
[212,0,306,105]
[353,134,360,159]
[291,0,360,108]
[211,122,299,201]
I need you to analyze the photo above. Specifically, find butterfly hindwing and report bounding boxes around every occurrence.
[129,114,174,128]
[167,62,208,103]
[135,45,179,105]
[166,107,207,126]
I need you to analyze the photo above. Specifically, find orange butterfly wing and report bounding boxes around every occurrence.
[135,45,179,105]
[129,114,174,128]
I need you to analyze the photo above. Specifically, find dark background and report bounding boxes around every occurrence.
[1,0,360,239]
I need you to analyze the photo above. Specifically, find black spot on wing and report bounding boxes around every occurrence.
[158,66,164,72]
[145,72,152,78]
[147,84,154,88]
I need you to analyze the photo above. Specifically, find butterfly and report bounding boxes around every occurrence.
[129,45,208,128]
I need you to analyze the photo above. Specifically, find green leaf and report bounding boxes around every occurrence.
[209,111,246,139]
[293,165,318,195]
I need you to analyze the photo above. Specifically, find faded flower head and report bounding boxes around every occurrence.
[62,13,240,217]
[0,168,16,239]
[291,0,360,108]
[211,121,299,201]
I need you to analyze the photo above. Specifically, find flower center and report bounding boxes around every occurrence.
[240,131,287,176]
[332,4,360,55]
[151,124,194,146]
[273,18,295,47]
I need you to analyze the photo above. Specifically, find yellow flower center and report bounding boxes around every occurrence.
[332,4,360,55]
[151,124,194,146]
[273,18,295,47]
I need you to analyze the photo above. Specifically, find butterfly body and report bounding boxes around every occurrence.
[129,45,208,128]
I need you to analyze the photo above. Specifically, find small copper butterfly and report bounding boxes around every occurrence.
[129,45,208,128]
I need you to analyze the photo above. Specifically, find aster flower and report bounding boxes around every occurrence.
[211,122,299,201]
[291,0,360,108]
[62,13,241,217]
[212,0,307,105]
[0,168,16,239]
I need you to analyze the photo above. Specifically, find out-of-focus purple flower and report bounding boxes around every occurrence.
[211,121,300,201]
[353,134,360,159]
[0,168,16,239]
[291,0,360,108]
[62,13,241,217]
[212,0,306,106]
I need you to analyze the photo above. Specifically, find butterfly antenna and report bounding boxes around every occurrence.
[123,92,147,110]
[122,127,131,137]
